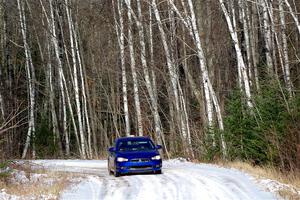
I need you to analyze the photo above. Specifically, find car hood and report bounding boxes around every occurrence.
[116,150,159,159]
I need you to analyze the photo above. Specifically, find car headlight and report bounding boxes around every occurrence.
[151,155,161,160]
[117,157,128,162]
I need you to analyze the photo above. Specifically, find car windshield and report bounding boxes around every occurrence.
[117,140,155,152]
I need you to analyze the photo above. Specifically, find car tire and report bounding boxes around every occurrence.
[114,166,120,177]
[108,161,113,175]
[155,170,162,174]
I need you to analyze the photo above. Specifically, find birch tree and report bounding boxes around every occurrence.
[17,0,36,159]
[169,0,227,156]
[151,0,181,128]
[261,0,273,72]
[218,0,253,108]
[130,0,163,141]
[113,0,130,136]
[48,0,65,156]
[239,0,252,86]
[65,0,86,159]
[152,0,192,157]
[279,0,293,97]
[125,0,143,136]
[250,2,260,91]
[283,0,300,35]
[0,0,5,120]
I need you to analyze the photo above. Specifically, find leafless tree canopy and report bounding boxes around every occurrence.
[0,0,299,170]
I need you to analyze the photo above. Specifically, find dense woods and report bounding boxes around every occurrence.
[0,0,300,171]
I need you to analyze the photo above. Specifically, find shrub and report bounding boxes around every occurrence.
[220,81,300,170]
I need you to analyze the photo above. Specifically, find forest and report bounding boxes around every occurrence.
[0,0,299,172]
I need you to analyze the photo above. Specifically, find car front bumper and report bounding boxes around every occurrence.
[116,159,162,174]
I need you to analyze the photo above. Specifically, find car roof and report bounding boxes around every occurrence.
[115,136,151,142]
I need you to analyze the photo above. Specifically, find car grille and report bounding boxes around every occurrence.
[129,165,152,170]
[130,158,150,162]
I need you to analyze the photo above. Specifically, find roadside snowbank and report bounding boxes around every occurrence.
[258,178,300,197]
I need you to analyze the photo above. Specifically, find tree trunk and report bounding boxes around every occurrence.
[49,0,65,157]
[219,0,253,109]
[114,0,131,137]
[261,0,273,73]
[65,0,86,159]
[279,0,293,97]
[284,0,300,35]
[0,0,5,120]
[133,0,163,141]
[125,0,143,136]
[18,0,36,159]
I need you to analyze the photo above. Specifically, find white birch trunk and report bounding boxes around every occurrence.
[63,73,82,156]
[152,0,184,160]
[148,4,156,97]
[264,1,287,87]
[268,1,278,76]
[18,0,36,159]
[72,21,92,158]
[279,0,293,97]
[251,2,260,91]
[261,0,273,72]
[219,0,253,108]
[167,2,188,146]
[0,2,5,120]
[46,40,61,155]
[168,0,227,155]
[284,0,300,35]
[114,0,130,136]
[65,0,86,159]
[169,0,218,128]
[178,83,194,158]
[151,0,180,126]
[49,0,67,156]
[56,5,81,155]
[41,0,78,155]
[0,92,3,120]
[240,0,252,86]
[133,0,162,140]
[125,0,143,136]
[148,5,169,158]
[185,0,220,150]
[230,0,243,89]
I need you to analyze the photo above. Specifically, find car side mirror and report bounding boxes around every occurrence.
[156,145,162,149]
[108,147,115,152]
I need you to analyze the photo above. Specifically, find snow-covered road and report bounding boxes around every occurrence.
[32,159,277,200]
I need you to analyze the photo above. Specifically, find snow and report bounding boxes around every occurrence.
[30,160,107,175]
[0,189,20,200]
[1,159,287,200]
[0,189,56,200]
[11,170,29,184]
[28,159,278,200]
[258,179,300,196]
[29,173,47,183]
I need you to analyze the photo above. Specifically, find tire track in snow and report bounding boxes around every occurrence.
[31,160,277,200]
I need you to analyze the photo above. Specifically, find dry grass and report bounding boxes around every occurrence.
[0,162,81,199]
[216,161,300,200]
[7,172,70,197]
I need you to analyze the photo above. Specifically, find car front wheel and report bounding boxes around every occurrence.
[107,160,113,175]
[114,166,120,177]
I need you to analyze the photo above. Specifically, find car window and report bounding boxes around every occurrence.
[117,140,155,152]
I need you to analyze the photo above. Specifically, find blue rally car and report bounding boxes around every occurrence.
[108,136,162,177]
